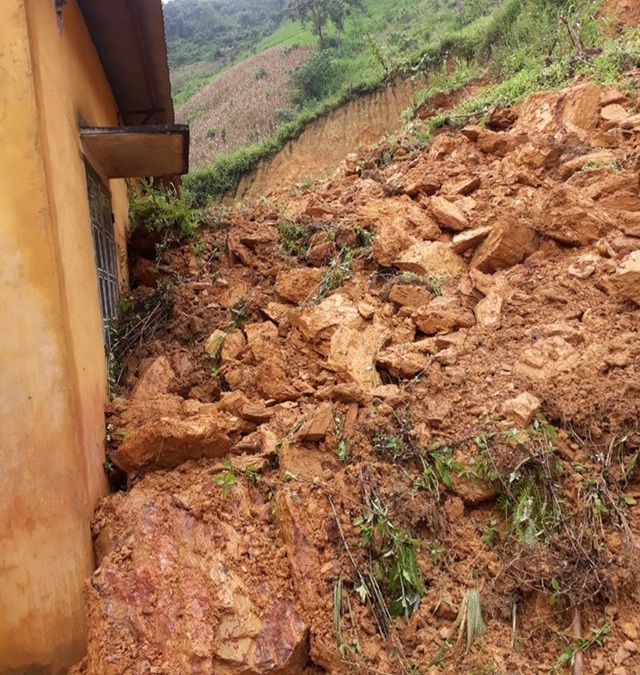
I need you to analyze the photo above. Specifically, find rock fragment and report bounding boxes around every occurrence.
[567,254,598,279]
[450,176,481,196]
[276,268,324,304]
[376,344,429,379]
[358,197,441,240]
[241,402,274,424]
[327,324,388,388]
[298,402,334,442]
[83,472,310,673]
[389,283,433,308]
[534,185,612,246]
[394,241,467,278]
[501,392,541,427]
[221,329,247,361]
[475,292,503,329]
[112,412,243,473]
[515,337,579,383]
[609,251,640,304]
[413,297,476,335]
[452,225,492,255]
[614,645,631,665]
[471,220,539,273]
[130,356,175,401]
[601,103,628,123]
[430,195,468,231]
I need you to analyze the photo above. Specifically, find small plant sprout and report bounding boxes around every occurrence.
[214,460,237,499]
[427,273,449,297]
[481,518,498,547]
[244,465,261,487]
[353,223,375,248]
[230,299,250,329]
[334,416,350,464]
[312,248,354,304]
[278,218,308,256]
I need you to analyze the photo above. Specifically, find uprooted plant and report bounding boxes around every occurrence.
[107,283,173,397]
[354,493,426,620]
[430,587,486,665]
[473,417,639,611]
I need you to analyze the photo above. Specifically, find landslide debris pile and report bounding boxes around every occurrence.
[75,81,640,674]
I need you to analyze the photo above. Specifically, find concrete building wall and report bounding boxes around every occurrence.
[0,0,130,671]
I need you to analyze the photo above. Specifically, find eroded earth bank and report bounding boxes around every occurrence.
[72,80,640,674]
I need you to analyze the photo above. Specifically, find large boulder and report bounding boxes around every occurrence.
[413,297,476,335]
[276,268,324,304]
[81,470,309,674]
[394,241,467,278]
[327,324,389,388]
[429,195,468,231]
[533,185,614,246]
[130,356,175,402]
[112,411,244,473]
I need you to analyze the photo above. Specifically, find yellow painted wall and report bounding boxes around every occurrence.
[0,0,130,671]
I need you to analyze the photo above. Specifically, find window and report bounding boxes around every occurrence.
[85,163,118,351]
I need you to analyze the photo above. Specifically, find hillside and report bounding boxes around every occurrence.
[170,0,505,176]
[178,45,313,168]
[181,0,640,207]
[74,71,640,673]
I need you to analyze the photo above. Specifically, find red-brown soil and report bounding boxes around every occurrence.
[73,78,640,674]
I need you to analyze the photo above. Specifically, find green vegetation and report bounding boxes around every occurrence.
[164,0,287,69]
[312,248,354,303]
[354,496,426,618]
[184,0,505,205]
[412,5,640,144]
[107,285,173,397]
[553,622,611,672]
[183,0,640,208]
[214,460,237,499]
[288,0,365,45]
[129,178,201,242]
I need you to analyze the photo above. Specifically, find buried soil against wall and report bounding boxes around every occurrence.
[72,79,640,674]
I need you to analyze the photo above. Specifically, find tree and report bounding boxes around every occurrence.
[287,0,365,46]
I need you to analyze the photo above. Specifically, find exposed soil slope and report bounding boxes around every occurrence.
[234,77,443,202]
[73,79,640,674]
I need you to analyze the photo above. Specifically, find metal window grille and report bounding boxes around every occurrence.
[85,164,118,352]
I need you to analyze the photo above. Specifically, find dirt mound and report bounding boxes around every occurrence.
[74,79,640,674]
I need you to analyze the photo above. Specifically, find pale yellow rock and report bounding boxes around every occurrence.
[394,241,467,278]
[609,251,640,304]
[475,292,503,329]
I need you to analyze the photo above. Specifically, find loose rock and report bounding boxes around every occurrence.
[501,392,541,427]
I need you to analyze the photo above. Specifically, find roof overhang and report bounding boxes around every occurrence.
[77,0,175,127]
[81,125,189,178]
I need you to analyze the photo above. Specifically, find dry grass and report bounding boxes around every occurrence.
[177,45,313,169]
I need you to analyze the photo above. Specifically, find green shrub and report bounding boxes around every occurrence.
[290,48,346,105]
[129,178,201,240]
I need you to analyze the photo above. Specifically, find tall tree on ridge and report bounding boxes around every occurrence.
[287,0,365,46]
